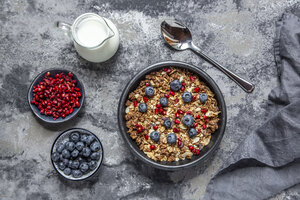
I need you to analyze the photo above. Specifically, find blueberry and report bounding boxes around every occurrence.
[56,143,65,153]
[199,93,208,103]
[167,133,177,144]
[79,162,89,173]
[71,160,80,169]
[80,134,88,143]
[63,167,72,176]
[71,149,79,158]
[75,141,84,151]
[182,114,194,127]
[90,141,101,152]
[65,141,75,151]
[58,162,66,170]
[182,92,193,103]
[82,147,91,157]
[68,160,73,168]
[62,158,69,166]
[90,152,100,160]
[145,86,155,96]
[86,135,95,146]
[150,131,160,142]
[62,149,70,159]
[51,152,60,162]
[72,170,82,178]
[170,80,182,91]
[188,128,197,138]
[163,118,172,129]
[138,103,147,113]
[89,161,97,170]
[160,97,168,107]
[69,132,80,142]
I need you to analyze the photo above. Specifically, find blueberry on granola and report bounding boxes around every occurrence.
[138,103,147,113]
[188,128,197,138]
[182,114,194,127]
[145,86,155,96]
[199,93,208,103]
[160,97,168,107]
[167,133,177,144]
[150,131,160,142]
[182,92,193,103]
[163,118,172,129]
[170,80,182,91]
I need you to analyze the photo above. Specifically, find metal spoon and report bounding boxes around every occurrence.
[161,20,255,93]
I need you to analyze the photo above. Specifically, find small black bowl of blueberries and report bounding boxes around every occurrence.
[51,128,103,180]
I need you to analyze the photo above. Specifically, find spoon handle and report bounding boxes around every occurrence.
[190,43,255,93]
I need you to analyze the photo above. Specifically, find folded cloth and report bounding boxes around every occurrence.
[204,10,300,200]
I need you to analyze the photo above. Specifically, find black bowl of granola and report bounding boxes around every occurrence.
[118,61,226,170]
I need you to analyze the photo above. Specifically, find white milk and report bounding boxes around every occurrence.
[73,15,119,63]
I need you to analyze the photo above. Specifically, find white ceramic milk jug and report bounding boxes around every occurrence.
[57,13,119,63]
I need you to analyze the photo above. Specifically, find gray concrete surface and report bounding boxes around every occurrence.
[0,0,299,199]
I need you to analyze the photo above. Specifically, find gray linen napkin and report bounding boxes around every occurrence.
[204,11,300,200]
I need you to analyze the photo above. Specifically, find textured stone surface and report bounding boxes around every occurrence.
[0,0,299,199]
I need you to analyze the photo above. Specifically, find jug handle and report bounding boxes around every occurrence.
[56,21,72,38]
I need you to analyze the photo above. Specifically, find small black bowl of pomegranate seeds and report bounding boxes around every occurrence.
[28,69,85,123]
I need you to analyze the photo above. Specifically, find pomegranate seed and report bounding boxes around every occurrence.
[164,94,170,98]
[196,115,200,119]
[201,108,208,113]
[193,87,200,93]
[146,83,150,87]
[173,127,179,133]
[162,111,167,115]
[189,146,194,151]
[175,119,180,124]
[137,127,142,133]
[182,82,185,86]
[141,127,145,131]
[190,76,196,81]
[143,96,148,103]
[177,109,184,114]
[75,102,80,107]
[203,115,208,120]
[186,111,192,115]
[197,128,202,133]
[69,108,73,114]
[205,119,209,123]
[174,98,179,104]
[156,104,161,108]
[155,108,159,114]
[181,86,185,91]
[136,124,140,128]
[134,101,138,107]
[192,95,197,101]
[193,149,197,154]
[45,72,50,77]
[169,91,175,96]
[178,140,182,147]
[150,145,155,150]
[193,122,198,128]
[153,126,158,130]
[203,124,207,129]
[158,108,163,113]
[175,113,180,118]
[196,149,200,155]
[144,135,149,140]
[163,68,168,72]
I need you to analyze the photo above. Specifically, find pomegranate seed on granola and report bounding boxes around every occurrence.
[196,149,200,155]
[193,87,200,93]
[177,109,184,114]
[178,140,182,147]
[197,128,202,133]
[174,98,179,104]
[203,124,207,129]
[143,96,148,103]
[173,127,179,133]
[203,115,208,120]
[156,104,161,108]
[196,114,200,119]
[186,110,192,115]
[201,108,208,113]
[181,86,185,91]
[192,95,197,101]
[153,126,158,130]
[134,101,138,107]
[150,145,156,150]
[189,76,196,81]
[175,113,180,118]
[205,119,209,123]
[162,110,167,115]
[164,94,170,98]
[175,119,180,124]
[189,146,194,151]
[181,82,186,86]
[144,135,149,140]
[146,83,150,87]
[169,91,175,96]
[192,122,198,128]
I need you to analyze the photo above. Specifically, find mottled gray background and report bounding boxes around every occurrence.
[0,0,300,199]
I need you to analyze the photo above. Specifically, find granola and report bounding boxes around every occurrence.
[125,67,220,162]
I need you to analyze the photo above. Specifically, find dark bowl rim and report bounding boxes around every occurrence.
[50,127,104,181]
[27,68,85,124]
[118,60,227,170]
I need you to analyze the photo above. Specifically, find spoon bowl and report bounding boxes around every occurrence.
[161,20,255,93]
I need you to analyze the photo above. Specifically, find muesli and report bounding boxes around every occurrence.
[125,67,220,162]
